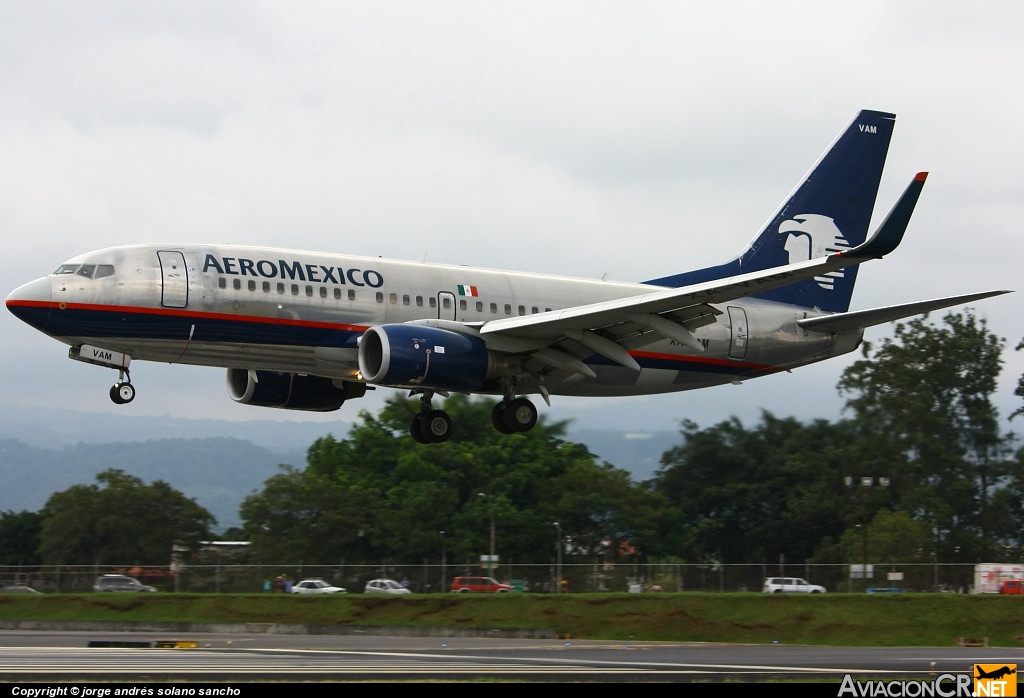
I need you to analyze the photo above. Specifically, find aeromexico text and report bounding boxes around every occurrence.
[202,254,384,288]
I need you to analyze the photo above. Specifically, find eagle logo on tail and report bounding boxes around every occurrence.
[779,214,850,290]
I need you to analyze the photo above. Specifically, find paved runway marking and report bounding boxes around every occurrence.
[231,646,895,674]
[0,646,895,675]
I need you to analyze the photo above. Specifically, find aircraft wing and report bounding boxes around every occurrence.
[797,290,1011,334]
[476,173,928,370]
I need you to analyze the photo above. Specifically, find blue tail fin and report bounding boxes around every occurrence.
[645,110,896,312]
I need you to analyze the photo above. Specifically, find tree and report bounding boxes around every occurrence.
[0,510,43,565]
[837,310,1011,559]
[652,412,856,564]
[38,469,215,565]
[835,510,933,565]
[240,395,673,564]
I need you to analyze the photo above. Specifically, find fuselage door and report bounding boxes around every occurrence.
[438,291,456,321]
[727,306,748,360]
[157,251,189,308]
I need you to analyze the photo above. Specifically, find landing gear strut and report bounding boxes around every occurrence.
[491,397,538,434]
[109,369,135,405]
[409,392,453,444]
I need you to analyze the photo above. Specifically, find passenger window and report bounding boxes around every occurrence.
[545,308,552,312]
[291,284,299,295]
[389,293,397,304]
[218,278,226,289]
[403,294,410,305]
[416,296,423,306]
[334,288,341,299]
[348,289,355,300]
[490,303,497,313]
[459,299,467,310]
[248,280,256,291]
[94,265,115,279]
[376,292,384,303]
[305,285,313,297]
[54,264,80,275]
[531,307,538,314]
[429,297,437,308]
[476,301,483,312]
[233,279,241,290]
[518,305,525,315]
[277,283,285,294]
[442,297,451,309]
[77,265,96,278]
[263,281,270,292]
[504,304,511,315]
[319,287,327,298]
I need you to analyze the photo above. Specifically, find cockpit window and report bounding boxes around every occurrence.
[54,264,115,278]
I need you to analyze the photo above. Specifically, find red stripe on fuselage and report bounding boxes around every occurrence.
[629,349,775,372]
[5,299,370,333]
[8,299,781,373]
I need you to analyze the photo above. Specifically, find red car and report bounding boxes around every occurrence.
[450,576,512,593]
[1000,580,1023,594]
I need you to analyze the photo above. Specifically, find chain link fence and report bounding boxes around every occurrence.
[0,562,987,594]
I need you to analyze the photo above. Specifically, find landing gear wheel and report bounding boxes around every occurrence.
[109,382,135,405]
[491,402,515,434]
[503,397,537,433]
[409,414,430,444]
[421,410,453,443]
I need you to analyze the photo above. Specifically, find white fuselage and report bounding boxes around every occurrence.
[7,244,863,398]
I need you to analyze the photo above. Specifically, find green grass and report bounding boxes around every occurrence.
[2,592,1023,646]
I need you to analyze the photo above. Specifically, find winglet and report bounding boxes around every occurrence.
[842,172,928,260]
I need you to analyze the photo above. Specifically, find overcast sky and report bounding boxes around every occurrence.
[1,1,1022,434]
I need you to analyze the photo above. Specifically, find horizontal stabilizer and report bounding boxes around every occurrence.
[797,290,1011,334]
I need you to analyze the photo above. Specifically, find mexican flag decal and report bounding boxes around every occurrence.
[456,285,478,297]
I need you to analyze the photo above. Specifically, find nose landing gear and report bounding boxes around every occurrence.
[108,369,135,405]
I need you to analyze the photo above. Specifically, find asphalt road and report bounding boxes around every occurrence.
[0,631,1018,681]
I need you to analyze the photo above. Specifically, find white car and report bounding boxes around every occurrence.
[364,578,411,595]
[93,574,157,593]
[762,577,826,594]
[290,579,346,595]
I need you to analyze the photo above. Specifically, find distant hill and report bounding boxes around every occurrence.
[566,429,678,481]
[0,438,301,529]
[0,404,681,530]
[0,402,348,452]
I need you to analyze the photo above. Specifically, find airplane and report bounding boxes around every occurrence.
[5,109,1009,444]
[976,666,1017,681]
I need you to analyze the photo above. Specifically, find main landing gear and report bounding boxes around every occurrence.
[108,369,135,405]
[410,392,454,444]
[491,397,538,434]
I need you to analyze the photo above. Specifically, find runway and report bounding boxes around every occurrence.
[0,631,1016,681]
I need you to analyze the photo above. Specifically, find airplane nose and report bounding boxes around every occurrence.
[6,276,52,306]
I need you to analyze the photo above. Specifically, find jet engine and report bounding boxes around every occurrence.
[357,324,505,391]
[226,368,366,412]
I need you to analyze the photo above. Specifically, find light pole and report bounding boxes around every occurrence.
[845,475,890,592]
[478,493,495,577]
[553,522,562,594]
[440,530,446,593]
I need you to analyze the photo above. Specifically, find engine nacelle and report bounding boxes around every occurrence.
[226,368,366,412]
[357,324,503,392]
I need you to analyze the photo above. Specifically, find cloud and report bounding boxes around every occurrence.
[1,1,1022,431]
